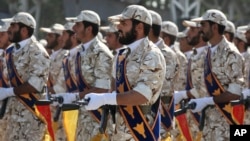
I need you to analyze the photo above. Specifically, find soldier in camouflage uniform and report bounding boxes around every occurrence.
[234,27,250,124]
[84,5,166,141]
[52,10,113,141]
[188,9,244,140]
[0,22,12,140]
[40,23,69,94]
[148,9,179,140]
[51,21,81,141]
[174,20,209,140]
[161,21,187,91]
[1,12,50,141]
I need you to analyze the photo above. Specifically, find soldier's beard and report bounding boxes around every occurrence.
[10,30,22,43]
[188,35,200,46]
[46,39,58,50]
[118,27,137,45]
[63,38,72,50]
[201,31,212,42]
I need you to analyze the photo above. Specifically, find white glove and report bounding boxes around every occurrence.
[84,92,117,110]
[242,88,250,99]
[51,93,79,106]
[0,88,15,101]
[188,97,214,113]
[174,90,187,104]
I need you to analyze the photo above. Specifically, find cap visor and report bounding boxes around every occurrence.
[177,33,187,38]
[65,17,78,22]
[1,18,14,23]
[183,20,200,27]
[100,26,110,32]
[237,25,249,32]
[191,17,203,22]
[40,27,52,33]
[108,14,123,22]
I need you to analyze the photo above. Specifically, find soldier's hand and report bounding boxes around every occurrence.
[188,97,214,113]
[174,90,187,104]
[242,88,250,99]
[84,92,117,110]
[0,88,15,101]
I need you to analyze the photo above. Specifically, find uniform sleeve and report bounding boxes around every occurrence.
[28,45,50,92]
[225,53,244,95]
[53,67,67,93]
[133,51,166,101]
[93,50,113,89]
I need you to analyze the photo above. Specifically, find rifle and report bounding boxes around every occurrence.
[174,100,207,131]
[99,105,116,134]
[61,99,89,111]
[50,96,64,122]
[0,98,8,119]
[61,98,116,134]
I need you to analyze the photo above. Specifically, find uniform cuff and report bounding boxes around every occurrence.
[227,83,242,95]
[190,88,199,98]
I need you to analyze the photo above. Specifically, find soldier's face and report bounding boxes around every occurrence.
[245,30,250,45]
[45,33,58,49]
[73,22,88,43]
[61,31,72,50]
[187,27,201,46]
[200,21,213,42]
[7,23,22,43]
[105,32,119,50]
[117,19,137,45]
[0,32,10,49]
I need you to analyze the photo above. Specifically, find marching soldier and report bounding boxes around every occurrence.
[188,9,244,140]
[234,27,250,124]
[0,22,12,140]
[174,20,209,141]
[53,10,113,140]
[148,9,179,140]
[84,5,166,141]
[40,23,68,94]
[52,21,81,141]
[161,21,188,91]
[1,12,52,141]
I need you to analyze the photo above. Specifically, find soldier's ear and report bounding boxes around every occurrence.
[20,26,28,37]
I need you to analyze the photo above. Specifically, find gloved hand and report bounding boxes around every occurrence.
[174,90,187,104]
[50,93,79,106]
[242,88,250,99]
[0,88,15,101]
[188,97,214,113]
[84,92,117,110]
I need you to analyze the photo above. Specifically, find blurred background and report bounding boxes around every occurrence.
[0,0,250,39]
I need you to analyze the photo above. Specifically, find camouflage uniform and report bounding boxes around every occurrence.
[55,45,81,141]
[155,39,179,139]
[202,37,244,141]
[3,37,50,141]
[242,49,250,124]
[111,37,166,141]
[0,48,9,140]
[49,48,68,93]
[171,43,187,91]
[76,37,113,141]
[184,46,208,140]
